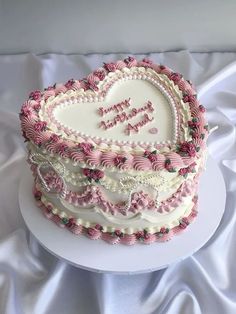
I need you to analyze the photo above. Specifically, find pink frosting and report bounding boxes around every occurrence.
[86,227,101,240]
[43,207,54,219]
[115,60,127,70]
[142,233,157,244]
[70,150,85,163]
[33,131,51,146]
[87,73,100,91]
[21,115,37,129]
[170,72,182,84]
[137,58,153,68]
[133,156,152,171]
[190,106,200,117]
[177,80,192,93]
[103,62,117,72]
[29,90,41,101]
[193,137,205,149]
[130,191,152,212]
[43,89,56,100]
[181,156,194,166]
[93,68,106,81]
[159,65,172,77]
[124,56,137,68]
[85,151,101,167]
[77,142,94,154]
[54,83,67,95]
[43,171,63,192]
[53,143,69,158]
[152,154,166,170]
[183,94,197,105]
[157,180,198,213]
[149,127,158,134]
[165,152,184,168]
[44,142,60,154]
[79,80,90,91]
[151,64,161,72]
[101,233,120,245]
[114,153,133,170]
[50,213,62,225]
[156,231,173,242]
[69,223,83,235]
[71,80,81,90]
[119,234,137,245]
[101,151,117,168]
[20,104,35,117]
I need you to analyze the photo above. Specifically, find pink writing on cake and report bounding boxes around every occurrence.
[125,114,154,135]
[100,101,154,130]
[98,98,131,116]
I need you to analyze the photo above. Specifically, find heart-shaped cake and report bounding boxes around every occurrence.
[20,57,208,245]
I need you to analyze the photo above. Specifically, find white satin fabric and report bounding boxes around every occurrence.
[0,51,236,314]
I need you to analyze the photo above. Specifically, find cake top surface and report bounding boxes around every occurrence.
[20,57,208,172]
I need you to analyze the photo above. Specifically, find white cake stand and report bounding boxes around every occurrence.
[19,156,226,274]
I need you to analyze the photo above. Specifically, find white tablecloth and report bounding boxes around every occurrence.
[0,51,235,314]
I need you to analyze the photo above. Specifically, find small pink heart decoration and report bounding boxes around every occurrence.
[149,127,158,134]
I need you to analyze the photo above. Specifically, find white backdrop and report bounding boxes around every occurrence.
[0,0,236,54]
[0,51,236,313]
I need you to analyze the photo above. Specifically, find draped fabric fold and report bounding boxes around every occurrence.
[0,51,235,314]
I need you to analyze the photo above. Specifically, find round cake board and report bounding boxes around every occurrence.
[19,156,226,275]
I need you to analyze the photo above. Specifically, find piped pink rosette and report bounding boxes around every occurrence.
[113,154,133,170]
